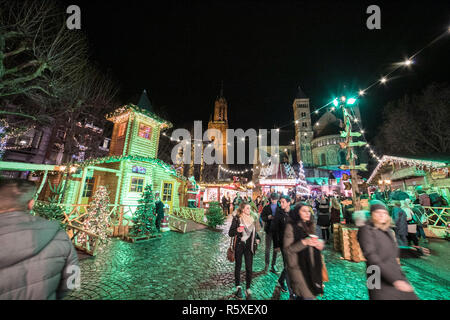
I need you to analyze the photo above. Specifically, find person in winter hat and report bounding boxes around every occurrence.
[0,178,79,299]
[357,201,418,300]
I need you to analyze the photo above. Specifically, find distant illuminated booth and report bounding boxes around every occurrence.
[200,182,253,208]
[258,162,309,196]
[367,155,450,199]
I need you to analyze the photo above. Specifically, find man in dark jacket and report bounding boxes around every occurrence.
[260,193,282,273]
[271,195,292,293]
[0,178,79,299]
[392,202,408,246]
[154,192,165,232]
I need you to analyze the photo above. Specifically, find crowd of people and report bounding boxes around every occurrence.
[0,176,445,300]
[226,187,447,300]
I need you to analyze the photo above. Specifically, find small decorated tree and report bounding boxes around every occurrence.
[206,201,226,229]
[80,186,111,247]
[129,185,157,237]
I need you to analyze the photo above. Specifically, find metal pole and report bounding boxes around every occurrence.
[342,104,361,211]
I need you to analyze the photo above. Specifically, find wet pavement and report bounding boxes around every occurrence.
[66,217,450,300]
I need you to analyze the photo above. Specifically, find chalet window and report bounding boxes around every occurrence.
[117,122,127,137]
[138,123,152,140]
[162,182,173,202]
[82,177,96,198]
[130,177,144,192]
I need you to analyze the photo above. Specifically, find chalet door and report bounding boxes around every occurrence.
[162,181,174,213]
[81,177,96,205]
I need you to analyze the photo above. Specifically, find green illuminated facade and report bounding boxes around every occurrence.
[61,91,186,213]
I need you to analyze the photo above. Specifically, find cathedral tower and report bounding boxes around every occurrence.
[207,82,228,163]
[293,86,313,166]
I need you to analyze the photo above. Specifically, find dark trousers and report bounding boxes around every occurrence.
[155,215,163,231]
[396,233,408,247]
[234,239,254,289]
[223,205,229,215]
[416,225,427,240]
[321,227,330,241]
[407,233,419,246]
[278,251,293,297]
[265,232,278,267]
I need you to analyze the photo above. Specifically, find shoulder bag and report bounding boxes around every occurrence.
[227,236,237,262]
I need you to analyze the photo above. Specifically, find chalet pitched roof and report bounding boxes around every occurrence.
[295,86,308,99]
[137,89,153,112]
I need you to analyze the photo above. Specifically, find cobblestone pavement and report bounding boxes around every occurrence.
[66,217,450,300]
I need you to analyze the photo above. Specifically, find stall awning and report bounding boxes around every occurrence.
[0,161,57,172]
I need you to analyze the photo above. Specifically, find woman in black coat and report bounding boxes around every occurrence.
[228,202,261,300]
[358,202,418,300]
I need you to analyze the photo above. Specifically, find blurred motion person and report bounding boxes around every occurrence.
[0,178,79,299]
[358,202,418,300]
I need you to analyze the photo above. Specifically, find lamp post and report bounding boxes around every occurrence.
[335,96,363,211]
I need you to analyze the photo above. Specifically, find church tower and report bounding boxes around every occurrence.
[207,82,228,163]
[293,86,313,167]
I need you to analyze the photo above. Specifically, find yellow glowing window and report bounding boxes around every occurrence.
[162,183,173,201]
[130,177,144,192]
[118,122,127,137]
[138,123,152,140]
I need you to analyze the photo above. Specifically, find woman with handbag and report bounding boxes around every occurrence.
[283,203,325,300]
[228,202,261,299]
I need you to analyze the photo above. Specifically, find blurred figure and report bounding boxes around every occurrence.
[261,193,282,273]
[392,201,408,246]
[0,179,79,299]
[283,202,325,300]
[317,196,331,242]
[330,196,342,232]
[358,202,418,300]
[271,195,292,294]
[222,192,231,216]
[154,192,165,232]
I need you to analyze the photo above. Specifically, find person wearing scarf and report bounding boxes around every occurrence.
[283,203,325,300]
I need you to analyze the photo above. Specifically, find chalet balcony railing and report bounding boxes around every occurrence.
[422,206,449,228]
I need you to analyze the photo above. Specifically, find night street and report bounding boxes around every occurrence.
[66,217,450,300]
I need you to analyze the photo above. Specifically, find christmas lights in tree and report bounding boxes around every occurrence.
[79,186,111,249]
[129,184,157,236]
[296,161,310,196]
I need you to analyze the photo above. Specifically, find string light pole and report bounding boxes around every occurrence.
[334,96,367,211]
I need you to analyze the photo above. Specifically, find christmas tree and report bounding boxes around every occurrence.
[80,185,111,247]
[129,184,157,236]
[296,161,310,196]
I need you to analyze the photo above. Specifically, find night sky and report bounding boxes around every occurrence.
[64,0,449,145]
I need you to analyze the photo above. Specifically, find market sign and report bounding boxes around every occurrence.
[132,166,146,174]
[259,179,297,186]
